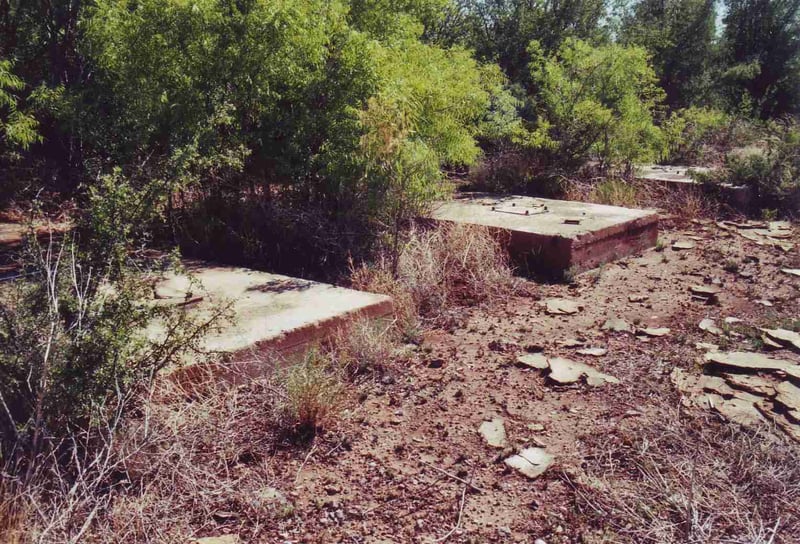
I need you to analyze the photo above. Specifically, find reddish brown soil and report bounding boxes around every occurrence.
[185,219,800,543]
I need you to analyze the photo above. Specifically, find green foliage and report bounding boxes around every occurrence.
[620,0,717,109]
[716,119,800,213]
[721,0,800,118]
[529,38,665,169]
[662,107,730,163]
[433,0,609,83]
[0,59,40,151]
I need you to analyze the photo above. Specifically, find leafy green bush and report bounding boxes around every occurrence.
[528,38,665,171]
[81,0,505,275]
[0,175,222,463]
[712,119,800,214]
[662,107,731,163]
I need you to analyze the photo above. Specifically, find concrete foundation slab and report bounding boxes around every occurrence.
[635,164,713,184]
[427,194,658,276]
[148,262,393,375]
[635,164,753,209]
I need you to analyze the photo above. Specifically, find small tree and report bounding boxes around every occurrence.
[528,38,665,171]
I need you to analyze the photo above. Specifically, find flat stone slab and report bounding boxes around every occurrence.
[427,194,658,275]
[635,164,713,184]
[148,262,393,369]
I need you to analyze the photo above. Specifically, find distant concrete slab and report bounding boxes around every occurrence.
[427,194,658,276]
[635,165,753,209]
[148,262,393,375]
[635,164,713,184]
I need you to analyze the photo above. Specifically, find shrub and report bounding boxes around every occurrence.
[662,107,731,164]
[714,119,800,214]
[352,223,515,328]
[277,350,345,439]
[528,38,665,171]
[589,179,640,207]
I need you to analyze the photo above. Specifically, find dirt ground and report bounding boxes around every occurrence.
[160,217,799,544]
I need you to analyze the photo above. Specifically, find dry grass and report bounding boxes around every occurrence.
[329,317,399,378]
[589,178,640,207]
[563,177,721,223]
[352,223,516,329]
[0,479,27,544]
[0,345,352,543]
[277,350,345,438]
[563,412,800,543]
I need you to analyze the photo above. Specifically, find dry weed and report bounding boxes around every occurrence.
[565,413,800,543]
[589,178,640,207]
[353,223,516,328]
[277,350,345,438]
[0,478,27,544]
[329,318,398,377]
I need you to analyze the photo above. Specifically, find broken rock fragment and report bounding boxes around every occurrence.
[602,317,632,333]
[775,381,800,413]
[637,327,670,337]
[721,373,776,397]
[543,298,583,315]
[704,351,798,372]
[672,240,695,250]
[690,285,721,303]
[576,347,607,357]
[761,329,800,352]
[781,268,800,277]
[547,357,619,386]
[699,318,723,335]
[479,418,508,449]
[516,353,550,369]
[504,447,554,479]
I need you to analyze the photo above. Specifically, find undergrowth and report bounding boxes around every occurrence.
[351,223,516,331]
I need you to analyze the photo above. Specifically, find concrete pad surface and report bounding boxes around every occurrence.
[635,164,713,184]
[427,194,658,275]
[148,262,393,366]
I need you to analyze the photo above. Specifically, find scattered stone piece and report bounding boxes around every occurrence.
[672,240,695,250]
[576,347,607,357]
[195,536,239,544]
[756,402,800,443]
[695,342,719,351]
[699,318,723,336]
[721,373,776,397]
[724,317,742,324]
[785,366,800,382]
[558,338,586,348]
[637,327,670,337]
[516,353,550,369]
[504,447,554,479]
[671,369,766,427]
[690,285,721,301]
[527,423,545,432]
[762,335,784,350]
[775,381,800,413]
[547,357,618,386]
[479,418,508,449]
[628,294,649,303]
[761,328,800,352]
[602,317,632,333]
[544,298,583,315]
[704,351,797,372]
[709,395,767,427]
[782,268,800,277]
[755,299,774,307]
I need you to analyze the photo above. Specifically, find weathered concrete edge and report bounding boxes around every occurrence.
[169,294,394,385]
